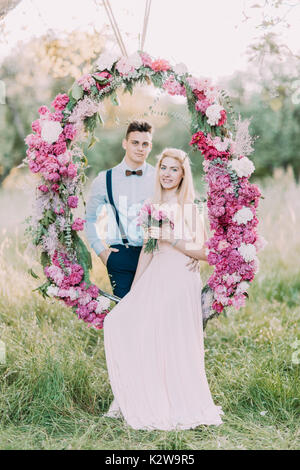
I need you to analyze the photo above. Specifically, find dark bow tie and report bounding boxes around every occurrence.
[125,169,143,176]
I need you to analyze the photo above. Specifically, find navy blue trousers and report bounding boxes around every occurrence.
[106,244,142,299]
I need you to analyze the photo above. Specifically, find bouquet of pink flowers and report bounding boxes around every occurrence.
[137,200,175,254]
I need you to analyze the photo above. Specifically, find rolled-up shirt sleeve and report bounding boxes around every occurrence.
[85,172,107,256]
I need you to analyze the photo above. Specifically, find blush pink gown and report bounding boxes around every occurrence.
[103,236,224,431]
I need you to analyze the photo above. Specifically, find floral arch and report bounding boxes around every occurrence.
[24,50,264,330]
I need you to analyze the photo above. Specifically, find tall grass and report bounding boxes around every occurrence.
[0,168,299,450]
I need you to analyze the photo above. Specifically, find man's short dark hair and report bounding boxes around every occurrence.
[125,120,153,139]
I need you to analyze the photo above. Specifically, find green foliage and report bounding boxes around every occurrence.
[40,210,56,229]
[40,252,51,268]
[84,113,97,134]
[72,231,92,285]
[71,82,83,101]
[0,176,300,449]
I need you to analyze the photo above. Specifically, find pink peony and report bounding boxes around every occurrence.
[87,284,100,298]
[140,52,152,67]
[67,196,78,208]
[67,163,78,179]
[151,59,171,72]
[38,106,50,116]
[51,184,60,192]
[38,184,49,192]
[51,94,69,111]
[77,74,96,91]
[195,98,210,114]
[63,124,76,140]
[72,218,85,231]
[94,71,112,91]
[163,75,186,96]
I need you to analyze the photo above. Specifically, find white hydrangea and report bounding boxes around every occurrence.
[205,104,224,126]
[236,281,250,294]
[47,285,59,297]
[95,51,120,71]
[41,120,63,144]
[95,296,111,314]
[238,243,257,262]
[229,157,255,178]
[173,62,188,75]
[233,207,253,225]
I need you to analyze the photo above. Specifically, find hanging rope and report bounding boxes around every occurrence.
[140,0,152,52]
[102,0,128,56]
[100,0,152,57]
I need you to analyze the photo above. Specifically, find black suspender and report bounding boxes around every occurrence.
[106,169,129,248]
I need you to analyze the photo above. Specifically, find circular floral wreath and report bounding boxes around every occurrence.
[24,50,265,330]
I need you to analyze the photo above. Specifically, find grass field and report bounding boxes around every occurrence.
[0,168,299,450]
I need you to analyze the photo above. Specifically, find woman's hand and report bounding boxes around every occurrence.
[148,224,175,243]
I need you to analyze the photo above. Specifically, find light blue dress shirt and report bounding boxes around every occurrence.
[85,156,156,255]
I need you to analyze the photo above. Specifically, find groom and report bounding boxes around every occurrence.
[85,119,199,299]
[85,120,155,298]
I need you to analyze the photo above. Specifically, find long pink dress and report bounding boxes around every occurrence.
[103,218,224,430]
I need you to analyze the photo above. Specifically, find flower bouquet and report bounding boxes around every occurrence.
[137,200,175,254]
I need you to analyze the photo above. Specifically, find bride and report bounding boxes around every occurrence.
[103,148,224,430]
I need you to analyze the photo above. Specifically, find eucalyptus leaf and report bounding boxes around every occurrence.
[28,268,39,279]
[71,82,83,101]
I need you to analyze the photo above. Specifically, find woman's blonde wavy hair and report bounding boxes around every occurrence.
[152,148,205,246]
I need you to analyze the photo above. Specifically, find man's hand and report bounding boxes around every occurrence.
[98,247,119,266]
[186,257,200,272]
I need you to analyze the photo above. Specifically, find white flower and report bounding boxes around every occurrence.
[78,292,92,306]
[205,86,220,103]
[95,51,120,71]
[236,281,250,294]
[173,62,188,75]
[213,136,231,152]
[223,273,241,283]
[238,243,257,262]
[205,104,224,126]
[260,411,268,416]
[67,287,78,301]
[229,157,255,178]
[47,285,59,297]
[95,296,111,313]
[233,207,254,225]
[127,51,143,68]
[41,120,63,144]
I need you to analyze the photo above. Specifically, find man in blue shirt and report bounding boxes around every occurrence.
[85,120,156,298]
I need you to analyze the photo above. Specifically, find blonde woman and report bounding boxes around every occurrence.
[103,148,224,430]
